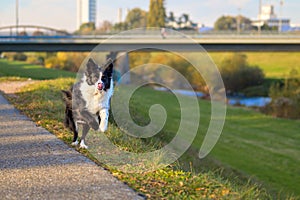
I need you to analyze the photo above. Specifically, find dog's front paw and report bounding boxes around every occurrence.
[99,124,108,132]
[99,109,109,132]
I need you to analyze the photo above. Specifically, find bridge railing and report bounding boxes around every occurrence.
[0,25,70,37]
[1,34,300,42]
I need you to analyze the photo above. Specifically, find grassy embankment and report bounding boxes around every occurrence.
[128,85,300,198]
[0,58,299,199]
[209,52,300,79]
[208,52,300,96]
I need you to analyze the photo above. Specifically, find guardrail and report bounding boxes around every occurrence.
[0,34,300,52]
[1,32,300,40]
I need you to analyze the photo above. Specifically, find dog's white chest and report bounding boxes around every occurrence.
[80,83,100,113]
[89,93,103,113]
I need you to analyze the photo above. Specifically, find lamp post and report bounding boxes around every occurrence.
[279,0,284,33]
[258,0,262,34]
[237,7,241,35]
[16,0,19,36]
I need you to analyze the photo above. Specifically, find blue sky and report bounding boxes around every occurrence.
[0,0,299,31]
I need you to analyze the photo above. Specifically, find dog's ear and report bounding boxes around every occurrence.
[85,58,100,85]
[103,58,113,77]
[86,58,98,76]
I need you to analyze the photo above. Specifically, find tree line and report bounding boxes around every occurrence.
[76,0,280,35]
[77,0,166,34]
[4,50,300,119]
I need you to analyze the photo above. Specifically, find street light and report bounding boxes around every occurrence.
[279,0,284,33]
[16,0,19,35]
[258,0,262,34]
[237,7,241,34]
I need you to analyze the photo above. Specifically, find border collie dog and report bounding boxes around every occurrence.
[62,58,114,149]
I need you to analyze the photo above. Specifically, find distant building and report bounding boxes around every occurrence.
[77,0,96,29]
[117,8,123,23]
[252,4,290,31]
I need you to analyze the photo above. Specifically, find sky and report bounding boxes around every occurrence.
[0,0,299,32]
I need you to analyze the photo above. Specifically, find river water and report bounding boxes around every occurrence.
[154,87,271,107]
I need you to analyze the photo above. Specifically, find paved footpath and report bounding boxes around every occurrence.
[0,93,143,200]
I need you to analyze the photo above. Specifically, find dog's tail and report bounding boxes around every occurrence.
[61,89,76,132]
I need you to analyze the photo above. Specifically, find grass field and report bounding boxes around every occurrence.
[209,52,300,79]
[0,59,75,80]
[128,86,300,198]
[203,103,300,196]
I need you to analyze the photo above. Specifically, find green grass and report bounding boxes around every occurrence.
[204,104,300,197]
[123,85,300,198]
[0,59,75,80]
[209,52,300,79]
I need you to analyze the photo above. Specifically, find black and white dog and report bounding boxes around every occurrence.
[62,58,114,149]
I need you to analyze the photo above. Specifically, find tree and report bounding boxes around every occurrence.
[182,14,189,23]
[219,53,264,93]
[75,22,95,34]
[147,0,166,27]
[125,8,147,29]
[113,22,129,31]
[113,22,128,31]
[214,16,237,31]
[238,15,253,30]
[168,12,175,22]
[214,15,253,31]
[157,0,166,27]
[265,69,300,119]
[96,20,113,33]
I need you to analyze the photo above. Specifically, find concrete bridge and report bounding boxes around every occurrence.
[1,35,300,52]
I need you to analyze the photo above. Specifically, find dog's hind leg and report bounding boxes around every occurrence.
[62,89,79,146]
[80,123,90,149]
[71,122,79,146]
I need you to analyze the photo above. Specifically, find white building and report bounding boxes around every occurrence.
[259,5,277,20]
[77,0,96,29]
[252,4,290,31]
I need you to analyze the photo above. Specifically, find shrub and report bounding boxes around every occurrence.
[2,52,28,61]
[45,56,61,69]
[219,53,264,94]
[13,53,27,61]
[129,52,206,91]
[1,52,15,61]
[45,52,88,72]
[264,69,300,119]
[26,56,44,65]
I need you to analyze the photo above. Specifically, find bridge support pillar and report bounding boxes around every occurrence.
[107,52,130,84]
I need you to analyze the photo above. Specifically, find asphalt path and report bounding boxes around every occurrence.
[0,93,143,200]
